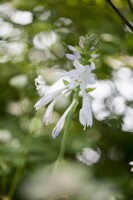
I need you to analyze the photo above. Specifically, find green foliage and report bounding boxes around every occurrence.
[0,0,133,200]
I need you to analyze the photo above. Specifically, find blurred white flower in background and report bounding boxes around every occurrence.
[20,162,118,200]
[129,161,133,172]
[76,147,101,166]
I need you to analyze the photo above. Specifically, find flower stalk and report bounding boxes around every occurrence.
[107,0,133,31]
[52,93,78,176]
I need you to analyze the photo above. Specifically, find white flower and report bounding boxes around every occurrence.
[129,161,133,172]
[43,99,56,125]
[52,100,77,138]
[79,92,93,130]
[76,148,101,166]
[67,60,95,91]
[34,86,68,110]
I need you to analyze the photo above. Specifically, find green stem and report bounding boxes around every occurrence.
[127,0,133,14]
[8,132,33,200]
[52,112,72,175]
[107,0,133,31]
[52,94,78,176]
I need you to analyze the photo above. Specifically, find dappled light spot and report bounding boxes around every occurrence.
[112,96,126,115]
[38,10,51,21]
[11,10,33,25]
[33,31,57,50]
[104,56,124,69]
[0,130,11,143]
[9,75,28,89]
[122,108,133,132]
[76,147,101,165]
[101,33,116,42]
[90,81,111,99]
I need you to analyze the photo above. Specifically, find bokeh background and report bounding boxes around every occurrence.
[0,0,133,199]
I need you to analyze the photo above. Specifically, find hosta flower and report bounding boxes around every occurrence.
[34,34,98,138]
[79,92,93,130]
[43,99,56,125]
[67,60,95,91]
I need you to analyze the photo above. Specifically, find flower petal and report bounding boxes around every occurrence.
[84,65,91,72]
[90,61,96,71]
[79,36,84,49]
[86,73,96,84]
[34,86,68,110]
[69,77,79,89]
[66,54,77,60]
[43,99,56,125]
[74,60,83,70]
[80,79,87,91]
[74,51,81,59]
[68,45,77,52]
[66,69,79,78]
[79,92,93,129]
[52,100,77,138]
[91,54,98,58]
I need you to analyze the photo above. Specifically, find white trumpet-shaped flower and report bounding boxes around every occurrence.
[67,60,95,91]
[79,92,93,130]
[43,99,56,125]
[52,100,77,138]
[34,34,98,138]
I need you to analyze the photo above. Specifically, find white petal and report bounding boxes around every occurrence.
[35,75,45,87]
[74,60,83,70]
[90,46,95,51]
[43,99,56,125]
[52,100,77,138]
[66,54,76,60]
[74,51,81,59]
[66,69,79,78]
[91,54,98,58]
[80,79,87,91]
[86,73,96,84]
[69,77,79,89]
[84,65,91,72]
[79,108,86,129]
[79,92,93,129]
[79,36,84,49]
[68,45,77,52]
[90,61,96,71]
[34,86,67,110]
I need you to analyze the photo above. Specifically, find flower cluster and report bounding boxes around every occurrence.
[34,34,99,138]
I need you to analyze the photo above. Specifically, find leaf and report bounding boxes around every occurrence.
[63,79,69,86]
[85,87,96,93]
